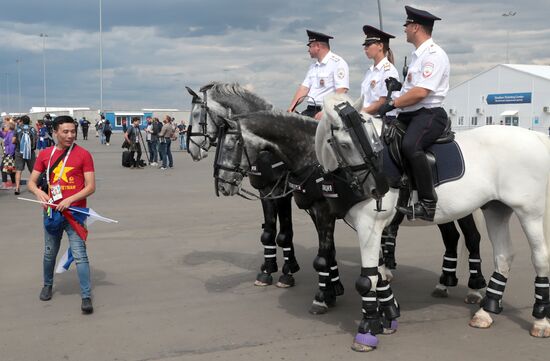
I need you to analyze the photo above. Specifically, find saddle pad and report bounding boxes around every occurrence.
[383,140,465,188]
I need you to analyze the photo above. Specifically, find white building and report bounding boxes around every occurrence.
[445,64,550,134]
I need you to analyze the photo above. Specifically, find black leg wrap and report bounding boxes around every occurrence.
[533,277,550,319]
[355,268,377,296]
[260,226,278,274]
[330,263,345,296]
[381,233,397,269]
[439,253,458,287]
[358,291,382,335]
[314,256,335,306]
[467,258,487,289]
[376,278,400,320]
[282,259,300,275]
[481,272,507,314]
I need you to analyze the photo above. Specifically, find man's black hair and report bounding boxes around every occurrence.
[20,115,31,125]
[53,115,76,131]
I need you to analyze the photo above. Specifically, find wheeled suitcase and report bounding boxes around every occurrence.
[122,150,133,167]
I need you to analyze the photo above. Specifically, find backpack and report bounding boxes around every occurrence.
[17,126,37,153]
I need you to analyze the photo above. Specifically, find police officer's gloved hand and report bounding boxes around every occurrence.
[383,118,399,144]
[377,99,395,117]
[385,77,402,92]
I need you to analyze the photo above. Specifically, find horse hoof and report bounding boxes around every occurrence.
[382,320,398,335]
[469,312,493,329]
[431,285,448,298]
[464,292,483,304]
[254,280,270,287]
[309,301,328,315]
[530,319,550,338]
[255,272,273,286]
[276,274,295,288]
[351,333,378,352]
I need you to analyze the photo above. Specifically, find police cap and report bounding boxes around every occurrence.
[306,30,333,45]
[403,5,441,27]
[362,25,395,46]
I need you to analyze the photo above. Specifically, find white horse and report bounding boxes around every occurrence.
[315,93,550,351]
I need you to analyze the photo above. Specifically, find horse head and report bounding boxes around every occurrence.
[186,85,228,161]
[316,92,386,199]
[213,118,249,196]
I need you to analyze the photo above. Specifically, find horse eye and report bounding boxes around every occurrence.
[341,143,351,150]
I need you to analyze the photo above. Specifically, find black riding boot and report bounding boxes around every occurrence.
[397,152,437,221]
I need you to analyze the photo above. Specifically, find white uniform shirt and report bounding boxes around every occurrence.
[399,38,450,112]
[302,51,349,106]
[360,57,400,116]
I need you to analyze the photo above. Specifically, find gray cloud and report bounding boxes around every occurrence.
[0,0,548,113]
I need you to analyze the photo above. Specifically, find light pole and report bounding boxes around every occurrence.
[40,33,48,112]
[99,0,103,117]
[5,73,10,113]
[376,0,383,30]
[502,11,516,64]
[16,59,22,114]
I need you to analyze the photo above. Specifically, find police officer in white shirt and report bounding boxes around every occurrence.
[360,25,399,117]
[377,6,450,222]
[288,30,349,120]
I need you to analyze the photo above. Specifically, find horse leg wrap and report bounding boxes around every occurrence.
[314,256,335,306]
[467,257,487,289]
[277,230,299,274]
[532,276,550,319]
[330,262,345,297]
[358,291,383,336]
[481,272,507,314]
[260,225,278,274]
[439,253,458,287]
[376,278,400,321]
[381,232,397,269]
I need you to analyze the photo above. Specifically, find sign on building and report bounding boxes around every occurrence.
[486,92,532,104]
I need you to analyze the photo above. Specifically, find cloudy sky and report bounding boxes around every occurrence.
[0,0,548,113]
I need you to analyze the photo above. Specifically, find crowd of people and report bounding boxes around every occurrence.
[123,115,186,169]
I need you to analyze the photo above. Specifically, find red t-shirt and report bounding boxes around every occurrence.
[34,144,95,208]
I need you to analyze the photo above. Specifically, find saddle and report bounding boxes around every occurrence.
[384,117,465,190]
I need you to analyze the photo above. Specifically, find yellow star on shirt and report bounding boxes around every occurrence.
[51,163,74,183]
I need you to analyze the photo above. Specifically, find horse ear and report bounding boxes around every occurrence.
[353,95,364,112]
[186,86,201,101]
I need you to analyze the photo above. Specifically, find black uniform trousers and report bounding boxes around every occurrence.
[397,107,448,202]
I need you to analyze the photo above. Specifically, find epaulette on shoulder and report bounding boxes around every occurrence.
[331,55,341,62]
[429,44,437,54]
[383,62,391,71]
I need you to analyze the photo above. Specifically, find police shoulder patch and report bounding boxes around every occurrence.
[422,62,435,78]
[337,68,346,79]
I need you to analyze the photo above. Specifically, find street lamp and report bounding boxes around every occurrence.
[16,59,22,114]
[40,33,48,112]
[376,0,383,30]
[99,0,103,117]
[502,11,516,64]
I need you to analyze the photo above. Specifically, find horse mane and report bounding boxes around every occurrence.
[199,82,274,113]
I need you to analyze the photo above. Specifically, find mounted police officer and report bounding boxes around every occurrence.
[288,30,349,120]
[378,6,450,222]
[360,25,399,117]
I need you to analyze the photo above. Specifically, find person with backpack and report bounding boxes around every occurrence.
[124,117,144,168]
[13,115,37,195]
[103,120,112,146]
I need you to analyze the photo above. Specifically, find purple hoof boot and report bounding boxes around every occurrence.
[354,332,378,348]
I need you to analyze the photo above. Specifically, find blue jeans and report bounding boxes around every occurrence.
[159,139,173,168]
[148,139,158,163]
[43,215,91,298]
[179,134,186,150]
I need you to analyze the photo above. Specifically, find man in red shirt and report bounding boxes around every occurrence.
[28,116,96,314]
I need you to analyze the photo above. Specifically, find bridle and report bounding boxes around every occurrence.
[212,118,296,201]
[327,101,389,208]
[186,88,227,155]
